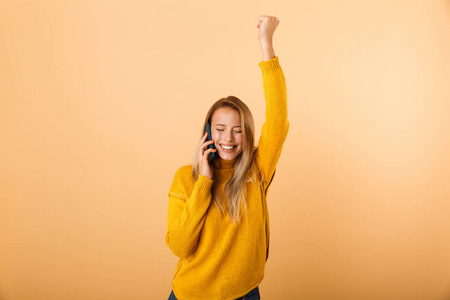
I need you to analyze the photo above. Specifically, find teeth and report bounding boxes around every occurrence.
[221,145,235,150]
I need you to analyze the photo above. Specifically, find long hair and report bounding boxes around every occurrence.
[192,96,263,226]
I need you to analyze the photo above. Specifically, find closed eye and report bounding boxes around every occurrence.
[216,129,242,133]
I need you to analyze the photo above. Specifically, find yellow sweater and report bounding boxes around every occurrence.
[165,56,289,300]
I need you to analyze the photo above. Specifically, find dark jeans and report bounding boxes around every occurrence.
[168,286,260,300]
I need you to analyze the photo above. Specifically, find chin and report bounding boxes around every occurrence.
[219,150,242,161]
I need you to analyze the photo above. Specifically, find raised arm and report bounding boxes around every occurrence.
[257,15,278,61]
[256,16,289,194]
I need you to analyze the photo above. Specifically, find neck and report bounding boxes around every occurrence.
[215,156,237,169]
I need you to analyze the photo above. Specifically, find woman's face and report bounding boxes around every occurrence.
[210,107,243,161]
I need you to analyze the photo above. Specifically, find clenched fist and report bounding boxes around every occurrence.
[257,15,279,42]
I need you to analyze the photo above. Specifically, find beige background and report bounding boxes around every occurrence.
[1,1,450,299]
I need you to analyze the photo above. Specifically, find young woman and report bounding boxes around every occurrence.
[165,15,289,300]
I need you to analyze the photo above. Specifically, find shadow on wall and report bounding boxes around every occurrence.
[444,290,450,300]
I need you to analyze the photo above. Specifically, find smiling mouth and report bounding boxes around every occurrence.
[220,144,237,150]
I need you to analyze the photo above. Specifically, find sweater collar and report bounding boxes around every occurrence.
[215,156,237,170]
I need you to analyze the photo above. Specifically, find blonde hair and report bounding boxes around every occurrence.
[192,96,263,226]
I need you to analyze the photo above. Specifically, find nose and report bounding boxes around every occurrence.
[224,131,233,142]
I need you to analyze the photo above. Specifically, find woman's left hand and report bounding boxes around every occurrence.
[257,15,279,43]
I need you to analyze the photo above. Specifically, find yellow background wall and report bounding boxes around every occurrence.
[1,1,449,299]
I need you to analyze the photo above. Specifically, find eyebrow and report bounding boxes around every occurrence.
[214,124,241,128]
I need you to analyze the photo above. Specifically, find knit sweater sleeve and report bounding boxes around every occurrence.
[256,56,289,193]
[165,167,214,258]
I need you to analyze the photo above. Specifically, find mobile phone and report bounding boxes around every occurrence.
[206,122,216,162]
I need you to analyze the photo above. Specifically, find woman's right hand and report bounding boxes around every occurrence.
[198,132,217,180]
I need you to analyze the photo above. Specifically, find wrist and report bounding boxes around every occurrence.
[259,37,273,47]
[260,45,275,61]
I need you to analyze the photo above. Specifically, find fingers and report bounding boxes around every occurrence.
[257,15,279,22]
[198,145,216,164]
[199,133,214,147]
[199,132,214,147]
[204,148,216,156]
[199,132,208,145]
[257,16,279,25]
[201,139,215,151]
[198,132,216,159]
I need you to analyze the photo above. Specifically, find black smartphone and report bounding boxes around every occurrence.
[206,122,216,163]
